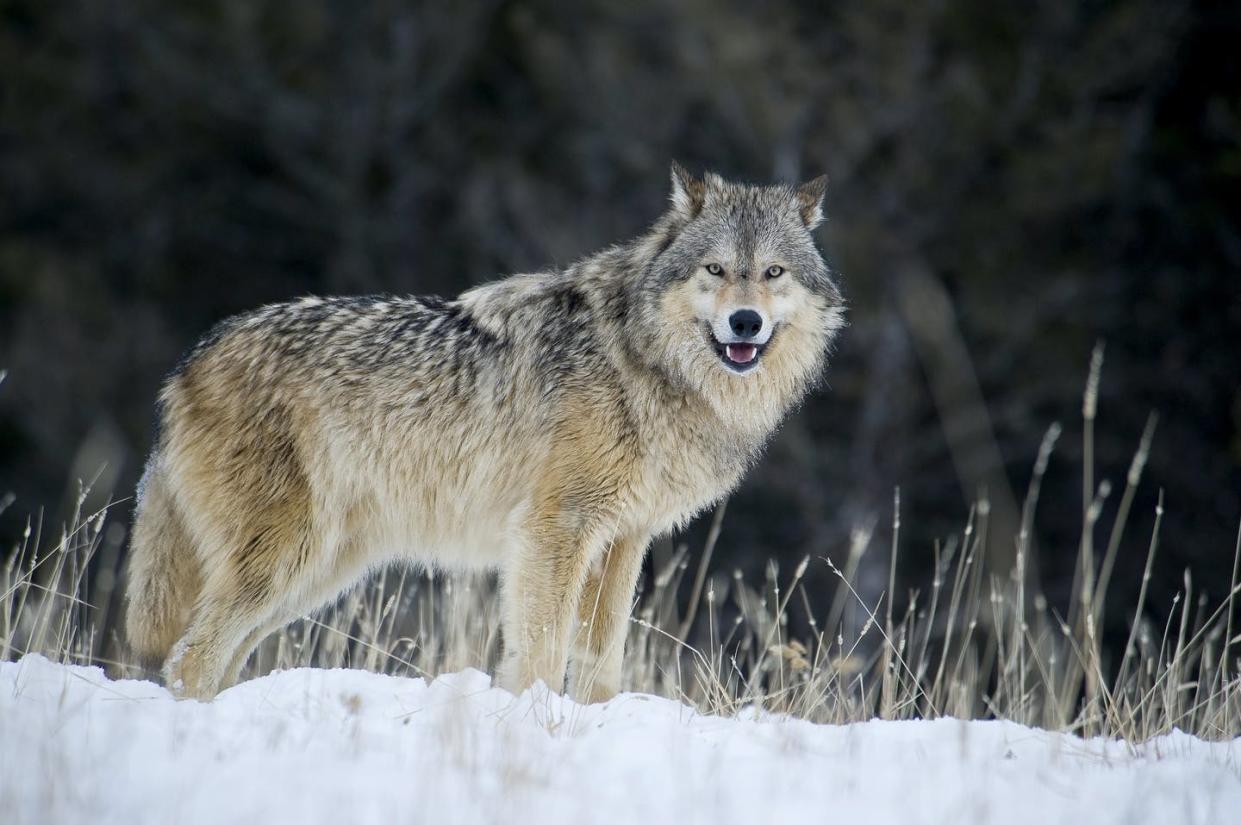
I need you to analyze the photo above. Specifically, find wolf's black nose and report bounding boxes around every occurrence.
[729,309,764,339]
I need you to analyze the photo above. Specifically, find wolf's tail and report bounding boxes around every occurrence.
[125,459,202,664]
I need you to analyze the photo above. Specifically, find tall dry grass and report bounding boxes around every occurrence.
[2,365,1238,743]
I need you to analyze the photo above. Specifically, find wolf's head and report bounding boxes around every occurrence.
[625,164,845,431]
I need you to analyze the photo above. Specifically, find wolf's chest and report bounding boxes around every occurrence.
[622,424,753,536]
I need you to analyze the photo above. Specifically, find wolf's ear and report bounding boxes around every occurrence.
[795,175,828,230]
[669,160,707,220]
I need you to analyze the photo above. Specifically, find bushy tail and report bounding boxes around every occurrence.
[125,460,202,664]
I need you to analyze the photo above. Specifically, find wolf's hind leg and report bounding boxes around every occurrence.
[218,541,374,686]
[219,613,287,688]
[570,534,648,704]
[163,586,268,700]
[164,520,320,699]
[219,605,308,688]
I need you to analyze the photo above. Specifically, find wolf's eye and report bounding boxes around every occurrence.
[766,265,785,279]
[705,263,724,276]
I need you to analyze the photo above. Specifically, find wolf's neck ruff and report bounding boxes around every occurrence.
[126,165,843,703]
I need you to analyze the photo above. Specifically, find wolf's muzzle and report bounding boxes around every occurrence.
[728,309,764,339]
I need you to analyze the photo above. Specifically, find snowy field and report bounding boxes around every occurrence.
[2,655,1239,825]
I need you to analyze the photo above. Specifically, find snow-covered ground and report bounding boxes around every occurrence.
[2,655,1238,825]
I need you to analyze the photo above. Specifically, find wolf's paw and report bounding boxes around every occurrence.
[162,639,221,701]
[569,654,620,704]
[496,653,570,698]
[495,656,533,696]
[571,678,619,705]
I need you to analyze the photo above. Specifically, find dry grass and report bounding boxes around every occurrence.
[3,371,1238,744]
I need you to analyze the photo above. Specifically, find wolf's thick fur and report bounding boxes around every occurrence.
[125,166,845,700]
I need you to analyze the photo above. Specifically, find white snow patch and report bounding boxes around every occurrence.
[2,655,1238,824]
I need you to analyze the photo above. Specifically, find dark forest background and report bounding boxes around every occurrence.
[1,0,1238,645]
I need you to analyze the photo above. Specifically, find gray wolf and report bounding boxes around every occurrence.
[125,164,845,701]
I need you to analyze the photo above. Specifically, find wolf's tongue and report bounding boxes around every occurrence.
[725,343,758,364]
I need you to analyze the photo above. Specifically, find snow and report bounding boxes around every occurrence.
[2,655,1239,825]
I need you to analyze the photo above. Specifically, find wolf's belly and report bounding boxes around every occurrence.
[308,399,546,568]
[382,494,529,570]
[335,454,533,571]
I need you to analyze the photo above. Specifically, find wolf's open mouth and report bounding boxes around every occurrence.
[725,343,758,364]
[709,331,767,373]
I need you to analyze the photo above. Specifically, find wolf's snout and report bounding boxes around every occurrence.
[714,308,769,371]
[729,309,764,339]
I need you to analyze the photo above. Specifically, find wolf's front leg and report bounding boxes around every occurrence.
[570,533,648,704]
[496,512,601,696]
